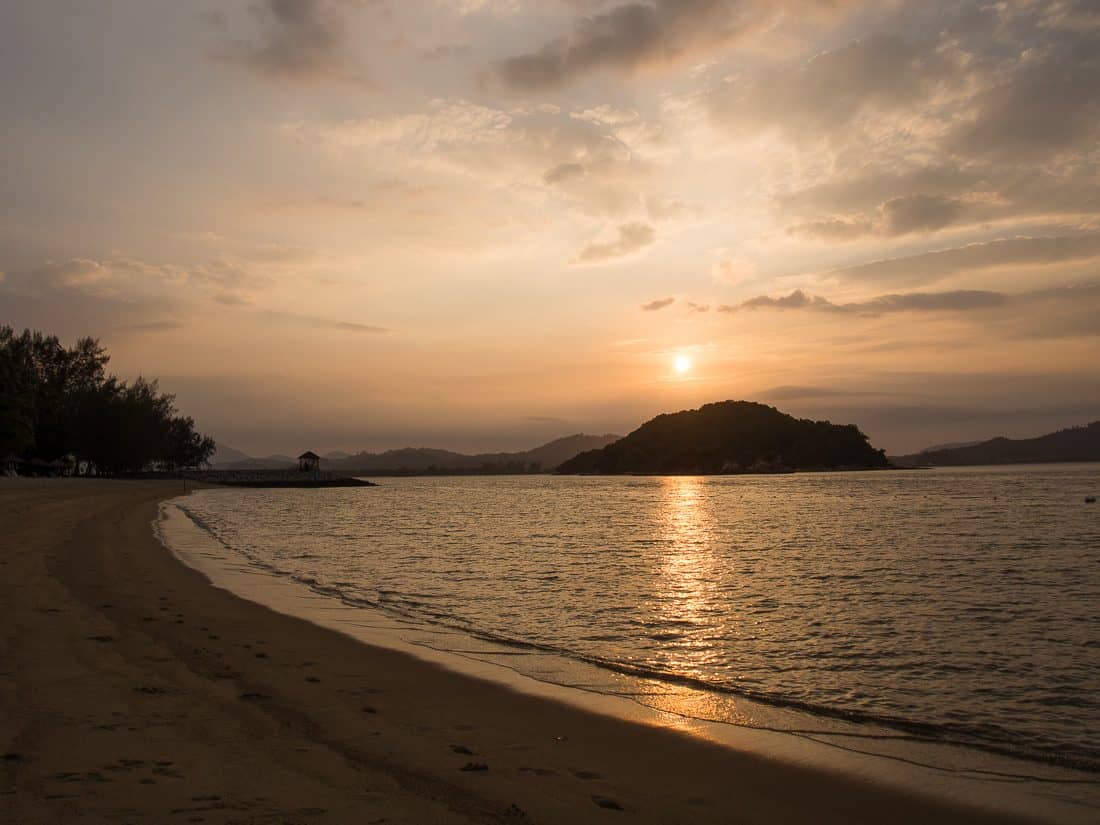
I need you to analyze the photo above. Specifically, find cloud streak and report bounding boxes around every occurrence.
[574,222,656,263]
[721,288,1009,315]
[827,235,1100,287]
[641,296,674,311]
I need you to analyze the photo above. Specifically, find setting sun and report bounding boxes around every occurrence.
[674,355,692,375]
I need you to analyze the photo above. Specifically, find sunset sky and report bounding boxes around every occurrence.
[2,0,1098,455]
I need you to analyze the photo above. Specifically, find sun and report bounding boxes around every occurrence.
[674,354,692,375]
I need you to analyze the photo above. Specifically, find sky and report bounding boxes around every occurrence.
[2,0,1099,456]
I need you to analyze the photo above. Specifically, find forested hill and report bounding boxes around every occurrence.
[893,422,1100,467]
[558,401,889,474]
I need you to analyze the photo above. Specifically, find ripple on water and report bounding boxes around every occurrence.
[174,465,1100,771]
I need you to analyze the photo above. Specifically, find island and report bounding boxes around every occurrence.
[558,400,890,475]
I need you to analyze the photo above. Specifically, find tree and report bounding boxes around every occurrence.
[0,327,215,473]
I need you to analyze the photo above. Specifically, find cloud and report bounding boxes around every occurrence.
[721,288,1008,315]
[574,222,656,263]
[829,234,1100,287]
[641,296,674,311]
[215,0,367,85]
[301,100,666,219]
[264,311,389,333]
[945,27,1100,161]
[787,218,874,242]
[492,0,743,91]
[788,194,971,241]
[880,194,965,236]
[490,0,855,92]
[686,301,710,313]
[543,162,586,184]
[710,33,960,137]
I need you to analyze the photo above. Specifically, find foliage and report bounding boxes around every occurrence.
[0,326,215,472]
[558,401,889,474]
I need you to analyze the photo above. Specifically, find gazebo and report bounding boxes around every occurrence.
[298,451,321,472]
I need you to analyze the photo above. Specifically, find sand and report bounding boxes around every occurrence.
[0,479,1041,824]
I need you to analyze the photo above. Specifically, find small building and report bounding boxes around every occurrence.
[298,451,321,472]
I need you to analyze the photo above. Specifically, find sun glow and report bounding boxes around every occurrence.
[674,355,692,375]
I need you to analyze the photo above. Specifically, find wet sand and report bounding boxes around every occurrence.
[0,479,1040,823]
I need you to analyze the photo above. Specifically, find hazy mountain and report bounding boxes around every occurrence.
[894,422,1100,467]
[220,455,297,470]
[208,435,621,474]
[558,401,889,474]
[209,442,253,467]
[920,440,982,454]
[518,434,622,470]
[326,434,621,474]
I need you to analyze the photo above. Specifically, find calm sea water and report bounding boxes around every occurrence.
[170,466,1100,771]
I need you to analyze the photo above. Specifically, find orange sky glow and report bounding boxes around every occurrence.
[2,1,1098,455]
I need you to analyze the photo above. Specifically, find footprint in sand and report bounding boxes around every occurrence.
[518,766,557,777]
[460,762,489,772]
[572,770,603,780]
[591,795,624,811]
[450,744,474,755]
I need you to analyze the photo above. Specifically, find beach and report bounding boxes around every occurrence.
[0,479,1043,823]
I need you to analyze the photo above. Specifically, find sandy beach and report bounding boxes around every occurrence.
[0,479,1042,824]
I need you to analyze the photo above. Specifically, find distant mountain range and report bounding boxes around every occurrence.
[893,422,1100,467]
[210,433,621,474]
[559,401,888,474]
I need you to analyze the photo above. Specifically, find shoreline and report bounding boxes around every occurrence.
[0,478,1086,823]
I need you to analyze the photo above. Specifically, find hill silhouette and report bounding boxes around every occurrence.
[212,434,620,474]
[893,422,1100,466]
[558,401,888,474]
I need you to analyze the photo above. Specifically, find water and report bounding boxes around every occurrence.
[164,465,1100,774]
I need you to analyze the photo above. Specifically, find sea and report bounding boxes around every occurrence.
[158,464,1100,818]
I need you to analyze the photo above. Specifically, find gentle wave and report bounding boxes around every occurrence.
[171,467,1100,773]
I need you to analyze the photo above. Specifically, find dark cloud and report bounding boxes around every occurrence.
[686,301,710,313]
[726,289,831,311]
[641,296,674,311]
[574,222,656,263]
[727,4,1100,242]
[543,162,587,184]
[492,0,857,92]
[711,33,958,135]
[945,29,1100,161]
[722,288,1007,315]
[493,0,745,91]
[881,194,965,236]
[216,0,367,84]
[829,234,1100,287]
